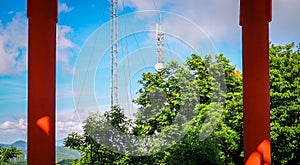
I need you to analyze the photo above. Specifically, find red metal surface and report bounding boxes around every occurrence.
[240,0,272,164]
[27,0,57,164]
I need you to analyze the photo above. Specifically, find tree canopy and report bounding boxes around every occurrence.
[269,43,300,164]
[65,43,299,165]
[0,146,23,163]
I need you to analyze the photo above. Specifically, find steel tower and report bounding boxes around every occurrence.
[110,0,118,106]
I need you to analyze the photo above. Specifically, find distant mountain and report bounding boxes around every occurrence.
[0,140,81,164]
[1,139,66,148]
[0,143,9,148]
[56,159,78,165]
[56,139,65,146]
[11,140,27,152]
[1,140,25,148]
[56,146,81,163]
[0,140,27,162]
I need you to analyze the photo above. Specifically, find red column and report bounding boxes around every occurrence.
[27,0,57,164]
[240,0,272,164]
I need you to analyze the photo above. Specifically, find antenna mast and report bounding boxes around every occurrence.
[155,15,164,71]
[111,0,118,106]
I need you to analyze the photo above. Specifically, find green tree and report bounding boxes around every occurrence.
[211,43,300,164]
[269,43,300,164]
[133,61,199,137]
[65,106,133,164]
[131,54,233,164]
[208,55,243,165]
[65,54,239,165]
[64,43,299,164]
[0,146,23,163]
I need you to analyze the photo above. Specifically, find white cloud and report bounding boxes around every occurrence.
[125,0,240,45]
[0,112,83,142]
[0,13,27,75]
[0,118,26,134]
[123,0,299,72]
[56,110,83,139]
[0,12,77,76]
[125,0,164,11]
[126,0,300,45]
[270,0,300,44]
[59,3,74,13]
[57,25,78,75]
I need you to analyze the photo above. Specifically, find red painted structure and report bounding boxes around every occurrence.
[27,0,57,164]
[27,0,271,164]
[240,0,272,164]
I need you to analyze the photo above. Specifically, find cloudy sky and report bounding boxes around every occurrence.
[0,0,299,144]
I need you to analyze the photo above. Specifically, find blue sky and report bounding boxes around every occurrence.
[0,0,299,144]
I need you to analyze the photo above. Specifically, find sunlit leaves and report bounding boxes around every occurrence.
[269,43,300,164]
[0,146,22,163]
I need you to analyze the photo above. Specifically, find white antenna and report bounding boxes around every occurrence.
[155,14,164,72]
[156,24,158,38]
[110,0,118,106]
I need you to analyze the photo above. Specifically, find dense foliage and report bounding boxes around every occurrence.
[65,43,299,164]
[0,146,23,163]
[269,43,300,164]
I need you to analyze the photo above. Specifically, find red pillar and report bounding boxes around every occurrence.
[27,0,57,164]
[240,0,272,164]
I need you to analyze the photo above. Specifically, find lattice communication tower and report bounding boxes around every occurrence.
[110,0,118,106]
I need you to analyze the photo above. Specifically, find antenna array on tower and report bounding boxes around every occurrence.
[155,15,165,71]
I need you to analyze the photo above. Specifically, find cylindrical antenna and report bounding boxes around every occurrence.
[155,14,164,72]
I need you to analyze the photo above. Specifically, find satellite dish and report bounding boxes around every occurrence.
[154,62,164,72]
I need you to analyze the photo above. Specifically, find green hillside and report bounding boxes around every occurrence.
[0,141,81,164]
